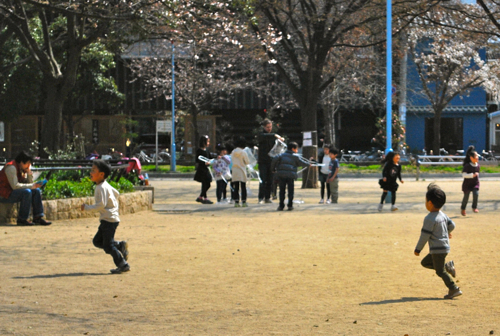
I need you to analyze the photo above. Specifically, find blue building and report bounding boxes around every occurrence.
[405,50,489,154]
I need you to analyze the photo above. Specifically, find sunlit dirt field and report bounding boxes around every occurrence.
[1,177,499,335]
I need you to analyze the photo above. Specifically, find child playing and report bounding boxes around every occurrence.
[414,186,461,299]
[230,137,250,207]
[213,144,231,204]
[81,160,130,274]
[318,145,331,204]
[194,135,214,204]
[271,142,302,211]
[378,151,404,211]
[460,145,480,216]
[326,147,340,203]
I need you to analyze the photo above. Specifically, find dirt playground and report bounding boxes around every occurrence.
[1,177,500,335]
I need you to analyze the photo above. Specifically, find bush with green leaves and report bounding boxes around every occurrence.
[42,177,135,200]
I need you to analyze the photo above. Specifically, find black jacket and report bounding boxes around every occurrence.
[271,150,302,180]
[257,132,277,164]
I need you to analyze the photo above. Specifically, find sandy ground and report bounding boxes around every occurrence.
[1,176,500,335]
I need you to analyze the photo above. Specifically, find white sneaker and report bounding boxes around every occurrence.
[221,198,229,204]
[229,199,235,204]
[391,205,398,211]
[319,199,324,204]
[378,203,383,212]
[326,199,331,204]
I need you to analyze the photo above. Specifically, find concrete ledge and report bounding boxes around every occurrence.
[0,190,153,224]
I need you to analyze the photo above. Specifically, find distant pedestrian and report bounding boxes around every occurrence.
[257,119,284,204]
[213,144,231,204]
[460,145,480,216]
[271,142,302,211]
[317,145,332,204]
[231,137,250,207]
[326,147,340,203]
[378,151,404,212]
[194,135,214,204]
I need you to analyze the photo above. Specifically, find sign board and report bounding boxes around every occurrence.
[157,119,172,133]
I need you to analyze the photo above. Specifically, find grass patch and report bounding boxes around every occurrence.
[141,164,196,173]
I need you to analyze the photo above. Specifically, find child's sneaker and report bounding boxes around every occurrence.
[241,202,248,207]
[326,199,331,204]
[473,208,479,213]
[202,198,213,204]
[461,209,466,216]
[277,206,284,211]
[445,260,456,278]
[196,197,204,203]
[234,203,241,207]
[378,203,383,212]
[319,199,324,204]
[391,205,398,211]
[222,198,229,204]
[119,241,129,261]
[110,263,130,274]
[444,287,462,299]
[287,206,294,211]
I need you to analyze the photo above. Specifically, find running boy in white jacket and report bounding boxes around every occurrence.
[81,160,130,274]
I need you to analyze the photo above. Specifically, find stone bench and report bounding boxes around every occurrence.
[0,190,153,224]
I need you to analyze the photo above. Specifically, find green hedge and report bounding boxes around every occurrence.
[42,177,135,200]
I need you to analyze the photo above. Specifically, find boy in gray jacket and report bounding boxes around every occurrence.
[414,186,461,299]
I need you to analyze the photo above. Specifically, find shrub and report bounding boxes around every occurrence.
[42,177,135,200]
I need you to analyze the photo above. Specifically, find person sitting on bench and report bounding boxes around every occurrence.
[0,151,51,226]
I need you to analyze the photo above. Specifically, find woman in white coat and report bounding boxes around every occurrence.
[230,137,250,207]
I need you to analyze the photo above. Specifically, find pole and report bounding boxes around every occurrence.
[155,119,159,171]
[171,40,177,172]
[386,0,393,155]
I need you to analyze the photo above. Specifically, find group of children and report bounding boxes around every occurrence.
[194,135,251,207]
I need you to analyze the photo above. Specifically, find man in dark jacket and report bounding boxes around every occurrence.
[271,142,302,211]
[257,119,284,204]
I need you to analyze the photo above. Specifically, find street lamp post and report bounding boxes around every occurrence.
[171,40,176,172]
[386,0,393,155]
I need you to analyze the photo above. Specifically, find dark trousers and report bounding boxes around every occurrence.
[231,181,247,203]
[93,220,126,267]
[216,180,227,201]
[421,253,456,289]
[199,181,211,198]
[319,173,331,200]
[461,189,479,210]
[278,177,294,208]
[258,163,273,200]
[0,188,44,220]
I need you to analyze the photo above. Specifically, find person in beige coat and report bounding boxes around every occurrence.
[231,137,250,207]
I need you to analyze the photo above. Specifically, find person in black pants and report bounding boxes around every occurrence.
[194,135,214,204]
[271,142,302,211]
[257,119,284,204]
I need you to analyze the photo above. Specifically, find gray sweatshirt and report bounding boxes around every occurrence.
[84,180,120,222]
[415,210,455,254]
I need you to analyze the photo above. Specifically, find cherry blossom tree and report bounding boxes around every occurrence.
[407,10,500,153]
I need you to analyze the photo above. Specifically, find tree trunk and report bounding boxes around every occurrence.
[41,79,65,156]
[432,110,442,155]
[323,107,336,148]
[300,100,318,189]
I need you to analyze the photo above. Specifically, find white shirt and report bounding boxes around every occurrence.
[320,155,331,175]
[84,180,120,222]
